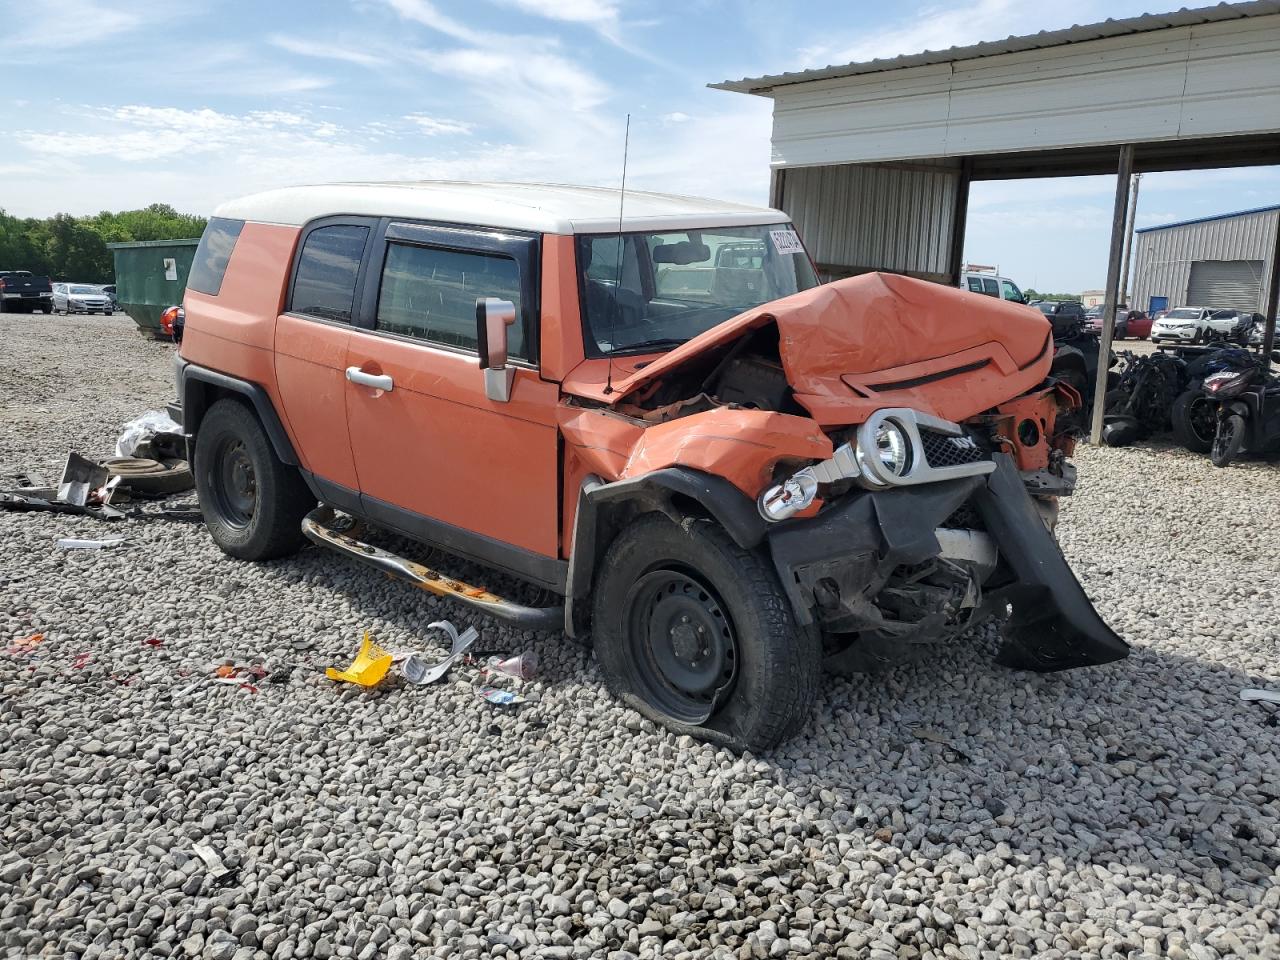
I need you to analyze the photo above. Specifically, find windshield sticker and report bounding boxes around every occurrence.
[770,229,805,256]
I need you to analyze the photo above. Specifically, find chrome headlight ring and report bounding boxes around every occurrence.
[854,408,995,487]
[757,408,997,522]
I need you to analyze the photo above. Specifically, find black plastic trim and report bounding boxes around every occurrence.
[358,493,568,594]
[766,477,983,625]
[563,467,768,636]
[869,358,991,392]
[973,454,1129,670]
[179,363,299,466]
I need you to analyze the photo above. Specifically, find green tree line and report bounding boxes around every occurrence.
[0,204,206,284]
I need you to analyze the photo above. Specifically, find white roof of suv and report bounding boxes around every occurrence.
[213,181,790,235]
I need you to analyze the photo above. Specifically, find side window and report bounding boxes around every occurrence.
[1000,280,1022,301]
[187,217,244,296]
[290,224,369,323]
[376,242,525,358]
[982,278,1000,297]
[966,277,984,293]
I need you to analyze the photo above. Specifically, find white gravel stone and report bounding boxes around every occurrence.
[2,312,1279,959]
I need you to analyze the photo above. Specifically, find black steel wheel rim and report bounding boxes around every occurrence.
[623,568,739,724]
[1188,396,1217,446]
[211,437,257,528]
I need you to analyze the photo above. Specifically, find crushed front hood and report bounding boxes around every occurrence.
[569,273,1055,426]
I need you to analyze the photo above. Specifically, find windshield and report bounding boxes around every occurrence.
[1165,308,1201,320]
[576,224,819,356]
[70,285,98,294]
[1036,302,1057,314]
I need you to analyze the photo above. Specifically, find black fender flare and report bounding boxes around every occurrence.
[179,361,300,467]
[563,467,768,637]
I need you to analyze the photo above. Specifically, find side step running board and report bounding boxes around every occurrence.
[302,506,563,631]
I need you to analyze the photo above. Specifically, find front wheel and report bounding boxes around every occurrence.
[1210,414,1245,468]
[1171,389,1216,454]
[591,514,820,752]
[193,398,313,560]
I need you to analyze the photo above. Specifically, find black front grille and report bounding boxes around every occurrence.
[920,430,986,469]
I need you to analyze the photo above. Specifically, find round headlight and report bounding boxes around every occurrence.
[858,420,912,481]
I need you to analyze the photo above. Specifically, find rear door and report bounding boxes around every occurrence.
[344,221,562,582]
[273,218,376,500]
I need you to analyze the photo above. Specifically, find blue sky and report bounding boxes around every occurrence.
[1,0,1276,291]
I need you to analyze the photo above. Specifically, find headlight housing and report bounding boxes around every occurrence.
[856,420,912,484]
[757,408,998,522]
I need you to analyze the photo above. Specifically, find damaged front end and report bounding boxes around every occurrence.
[763,420,1126,673]
[564,272,1126,674]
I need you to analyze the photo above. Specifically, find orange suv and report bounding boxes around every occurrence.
[173,182,1126,751]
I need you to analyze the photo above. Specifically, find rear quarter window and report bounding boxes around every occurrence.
[187,217,245,296]
[290,224,370,323]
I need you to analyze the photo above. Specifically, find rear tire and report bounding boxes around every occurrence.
[1210,414,1245,468]
[193,399,313,560]
[591,513,819,753]
[1171,389,1216,454]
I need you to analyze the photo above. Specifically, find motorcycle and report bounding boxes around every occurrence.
[1171,348,1257,455]
[1201,359,1280,467]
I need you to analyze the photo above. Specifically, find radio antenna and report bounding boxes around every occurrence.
[604,113,631,396]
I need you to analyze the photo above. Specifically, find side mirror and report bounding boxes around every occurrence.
[476,297,517,402]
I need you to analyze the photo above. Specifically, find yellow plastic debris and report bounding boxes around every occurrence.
[325,632,393,687]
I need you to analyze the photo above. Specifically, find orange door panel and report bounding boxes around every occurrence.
[344,330,560,557]
[274,315,357,490]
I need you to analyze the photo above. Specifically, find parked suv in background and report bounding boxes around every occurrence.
[1150,306,1235,344]
[960,271,1027,303]
[172,181,1126,751]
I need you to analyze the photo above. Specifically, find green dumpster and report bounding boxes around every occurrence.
[107,238,200,337]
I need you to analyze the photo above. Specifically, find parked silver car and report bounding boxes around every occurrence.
[52,283,113,315]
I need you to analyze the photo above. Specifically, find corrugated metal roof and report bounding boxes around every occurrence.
[1135,202,1280,233]
[712,2,1280,94]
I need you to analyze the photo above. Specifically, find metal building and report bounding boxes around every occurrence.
[1131,204,1279,314]
[711,1,1280,287]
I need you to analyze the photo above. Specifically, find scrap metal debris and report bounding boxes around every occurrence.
[57,537,129,550]
[190,843,234,884]
[402,621,479,685]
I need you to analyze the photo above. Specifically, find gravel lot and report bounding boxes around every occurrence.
[2,312,1278,960]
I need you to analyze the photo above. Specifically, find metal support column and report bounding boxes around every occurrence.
[1089,144,1135,445]
[1118,173,1141,304]
[1261,208,1280,373]
[947,158,973,287]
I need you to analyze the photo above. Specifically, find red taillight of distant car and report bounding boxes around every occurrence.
[159,305,183,339]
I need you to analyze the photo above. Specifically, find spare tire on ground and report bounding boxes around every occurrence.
[101,457,194,495]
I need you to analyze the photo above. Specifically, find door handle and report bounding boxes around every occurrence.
[345,366,394,392]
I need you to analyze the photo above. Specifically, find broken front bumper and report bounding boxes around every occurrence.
[766,453,1128,672]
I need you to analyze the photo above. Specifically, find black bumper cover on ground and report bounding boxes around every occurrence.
[767,453,1128,672]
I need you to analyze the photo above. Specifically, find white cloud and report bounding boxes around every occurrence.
[381,0,507,46]
[404,114,474,136]
[3,0,141,48]
[495,0,620,26]
[661,112,692,124]
[268,35,386,67]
